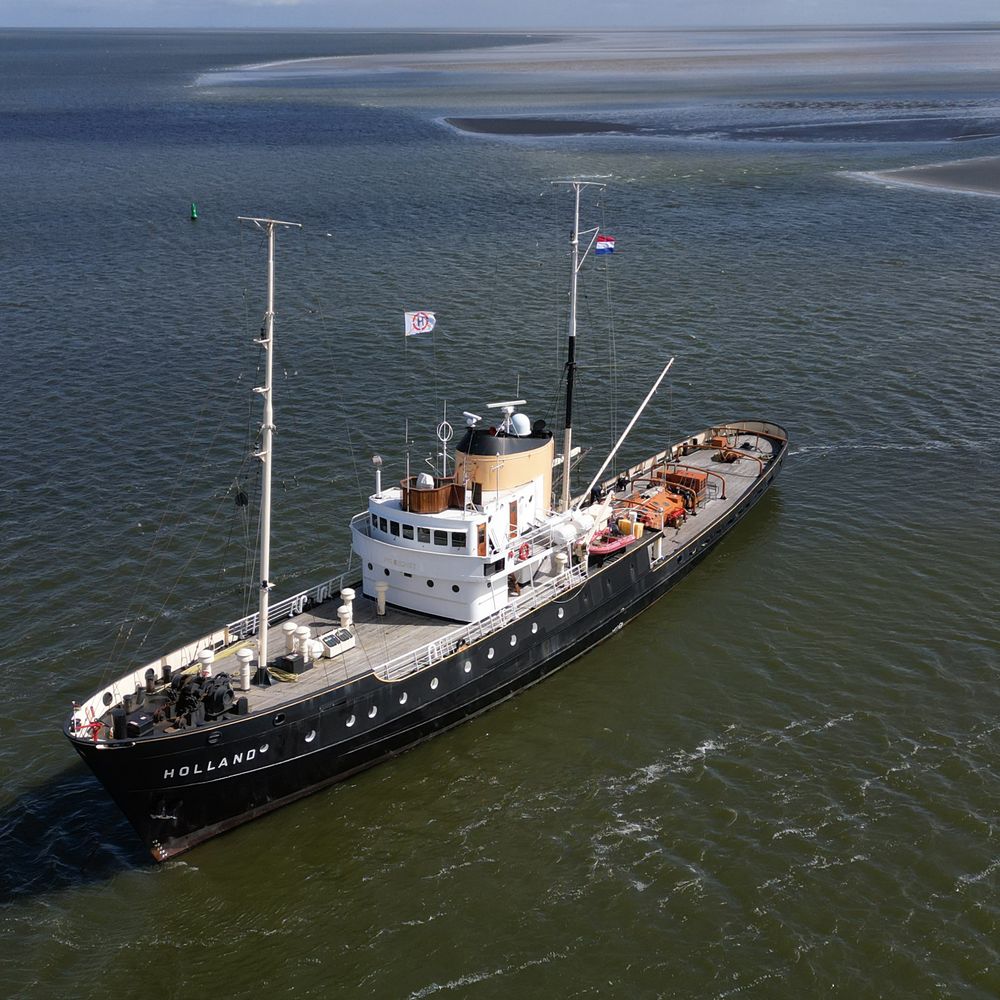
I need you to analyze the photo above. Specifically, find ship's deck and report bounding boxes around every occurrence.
[219,431,776,715]
[212,594,460,713]
[613,436,767,538]
[71,426,781,740]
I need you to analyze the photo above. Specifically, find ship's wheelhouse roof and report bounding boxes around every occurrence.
[456,425,552,457]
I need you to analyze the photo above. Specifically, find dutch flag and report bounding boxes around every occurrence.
[595,234,616,255]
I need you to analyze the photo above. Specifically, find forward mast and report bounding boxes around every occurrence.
[237,215,302,671]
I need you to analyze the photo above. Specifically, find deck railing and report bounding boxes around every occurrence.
[378,563,588,681]
[226,569,355,642]
[73,567,357,727]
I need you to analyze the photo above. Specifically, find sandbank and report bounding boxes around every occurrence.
[858,155,1000,196]
[444,117,643,136]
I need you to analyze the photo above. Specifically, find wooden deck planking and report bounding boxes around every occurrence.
[210,594,459,714]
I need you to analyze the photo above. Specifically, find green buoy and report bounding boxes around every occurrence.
[190,202,198,221]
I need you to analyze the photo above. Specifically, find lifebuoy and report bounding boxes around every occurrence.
[518,542,531,561]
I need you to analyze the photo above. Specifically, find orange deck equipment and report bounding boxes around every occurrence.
[653,467,709,506]
[619,488,687,530]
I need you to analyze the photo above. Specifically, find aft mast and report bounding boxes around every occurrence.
[237,215,302,671]
[553,179,605,511]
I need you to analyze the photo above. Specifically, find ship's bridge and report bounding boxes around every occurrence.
[350,405,555,622]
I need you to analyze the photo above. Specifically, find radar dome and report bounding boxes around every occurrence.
[511,412,532,436]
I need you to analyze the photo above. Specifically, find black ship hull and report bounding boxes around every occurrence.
[69,437,786,861]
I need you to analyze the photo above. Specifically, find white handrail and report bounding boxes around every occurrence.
[378,564,587,681]
[226,570,354,641]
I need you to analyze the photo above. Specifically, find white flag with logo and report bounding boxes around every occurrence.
[404,311,436,337]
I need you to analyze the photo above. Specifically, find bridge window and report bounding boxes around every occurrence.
[418,527,430,543]
[434,530,447,546]
[379,517,387,532]
[451,531,466,550]
[390,521,400,537]
[402,524,414,539]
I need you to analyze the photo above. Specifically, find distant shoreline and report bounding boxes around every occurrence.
[857,155,1000,196]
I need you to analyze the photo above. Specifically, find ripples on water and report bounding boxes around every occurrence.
[2,27,999,1000]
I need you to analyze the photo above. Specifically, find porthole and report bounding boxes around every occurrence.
[463,661,472,673]
[399,691,408,705]
[368,705,377,719]
[367,562,373,571]
[557,608,565,619]
[531,623,538,635]
[103,692,113,707]
[487,647,495,660]
[430,678,439,690]
[510,635,517,647]
[305,730,317,743]
[346,715,356,728]
[452,585,460,593]
[207,732,221,746]
[259,743,269,753]
[273,713,286,726]
[427,580,435,588]
[384,568,390,576]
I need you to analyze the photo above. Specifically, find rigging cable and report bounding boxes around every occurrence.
[123,223,267,666]
[106,311,259,678]
[600,191,620,448]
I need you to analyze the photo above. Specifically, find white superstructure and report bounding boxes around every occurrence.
[351,403,571,622]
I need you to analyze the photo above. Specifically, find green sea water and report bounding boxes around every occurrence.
[1,26,998,999]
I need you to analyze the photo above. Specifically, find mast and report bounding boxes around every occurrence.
[237,215,302,670]
[553,179,605,511]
